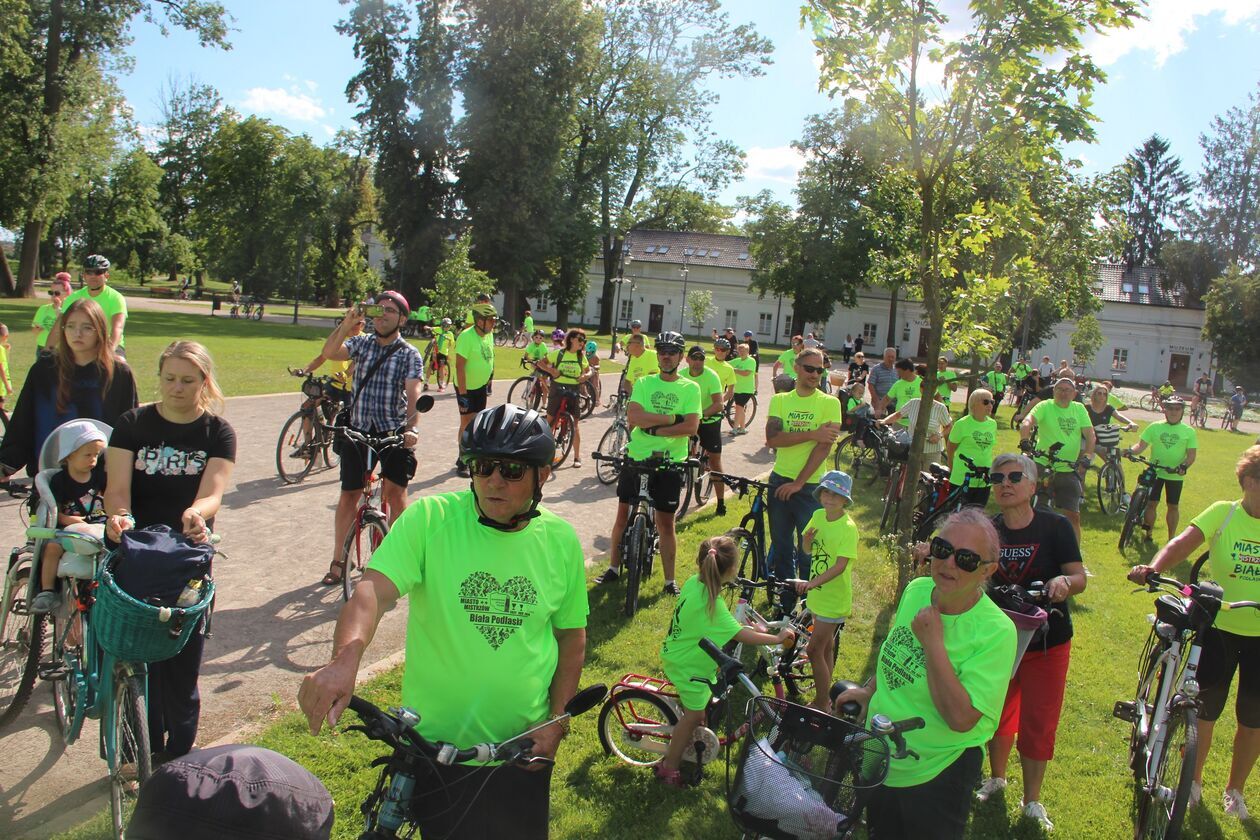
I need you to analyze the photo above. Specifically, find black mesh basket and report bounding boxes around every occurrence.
[302,377,324,399]
[727,696,891,840]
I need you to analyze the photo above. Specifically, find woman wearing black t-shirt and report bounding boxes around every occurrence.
[975,452,1087,831]
[1085,384,1136,460]
[105,341,237,760]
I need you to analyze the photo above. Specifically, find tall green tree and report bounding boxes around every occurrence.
[1202,268,1260,391]
[72,147,166,277]
[1192,84,1260,271]
[1160,238,1226,306]
[804,0,1139,548]
[1120,134,1191,268]
[429,233,495,322]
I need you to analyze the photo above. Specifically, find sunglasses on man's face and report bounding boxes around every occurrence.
[85,270,104,276]
[989,470,1025,486]
[469,458,529,481]
[929,535,987,572]
[799,363,825,375]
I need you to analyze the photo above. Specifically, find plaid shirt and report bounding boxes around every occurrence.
[345,334,424,433]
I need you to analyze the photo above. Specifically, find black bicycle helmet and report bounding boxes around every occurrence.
[656,330,685,352]
[713,338,731,351]
[84,254,110,271]
[461,404,555,467]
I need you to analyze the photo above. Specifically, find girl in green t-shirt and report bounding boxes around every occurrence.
[656,535,794,787]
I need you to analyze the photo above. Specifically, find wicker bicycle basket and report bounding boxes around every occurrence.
[727,696,891,840]
[92,554,215,663]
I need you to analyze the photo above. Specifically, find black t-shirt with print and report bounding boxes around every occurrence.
[992,509,1082,648]
[1086,404,1115,427]
[50,467,106,521]
[109,405,237,530]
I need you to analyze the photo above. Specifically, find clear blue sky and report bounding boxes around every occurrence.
[117,1,1260,207]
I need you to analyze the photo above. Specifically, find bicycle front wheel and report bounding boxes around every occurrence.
[1135,705,1198,840]
[1120,487,1149,551]
[623,513,650,618]
[1140,393,1157,412]
[551,413,576,468]
[0,555,44,728]
[109,671,152,838]
[1099,461,1126,515]
[507,376,539,410]
[342,514,389,602]
[732,521,766,584]
[595,424,626,485]
[276,410,318,484]
[694,462,714,507]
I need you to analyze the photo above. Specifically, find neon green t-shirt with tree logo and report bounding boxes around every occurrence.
[947,414,997,487]
[626,374,701,462]
[767,388,841,484]
[683,365,725,425]
[730,356,757,395]
[868,576,1015,787]
[805,508,858,618]
[1029,399,1092,472]
[455,326,495,389]
[1140,421,1198,481]
[368,491,589,752]
[1194,500,1260,636]
[886,376,922,426]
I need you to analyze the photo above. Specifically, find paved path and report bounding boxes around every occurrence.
[0,372,774,838]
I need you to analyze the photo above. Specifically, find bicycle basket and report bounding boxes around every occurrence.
[886,436,910,462]
[93,554,215,663]
[728,696,890,840]
[302,377,324,399]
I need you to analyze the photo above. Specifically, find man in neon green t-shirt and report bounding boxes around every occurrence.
[935,356,959,404]
[729,342,757,435]
[299,405,588,837]
[685,346,730,515]
[54,254,127,357]
[765,346,842,610]
[455,303,497,475]
[619,333,658,395]
[885,359,921,428]
[595,331,700,595]
[1020,377,1095,541]
[522,309,534,337]
[983,362,1008,418]
[773,335,804,382]
[1129,396,1198,543]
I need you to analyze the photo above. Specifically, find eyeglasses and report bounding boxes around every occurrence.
[65,324,97,335]
[468,458,529,481]
[988,471,1025,485]
[379,307,401,316]
[929,536,988,572]
[799,363,825,375]
[657,349,681,357]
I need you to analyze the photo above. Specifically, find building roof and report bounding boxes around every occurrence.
[1093,262,1199,309]
[621,229,753,271]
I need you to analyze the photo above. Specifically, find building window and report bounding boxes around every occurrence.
[724,309,738,330]
[782,315,795,338]
[657,246,669,255]
[618,298,633,321]
[757,313,772,335]
[1112,348,1128,371]
[536,297,549,313]
[862,322,878,343]
[815,322,827,342]
[902,321,910,343]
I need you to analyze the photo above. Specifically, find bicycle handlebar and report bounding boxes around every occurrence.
[589,452,699,471]
[709,471,773,494]
[337,427,405,451]
[1124,451,1186,474]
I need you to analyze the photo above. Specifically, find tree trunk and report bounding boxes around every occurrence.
[16,219,44,296]
[555,303,570,330]
[886,283,900,355]
[0,248,16,295]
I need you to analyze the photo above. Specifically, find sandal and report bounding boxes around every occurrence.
[320,564,344,586]
[654,764,687,788]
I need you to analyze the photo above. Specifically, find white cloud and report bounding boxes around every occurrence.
[744,145,807,185]
[1085,0,1260,67]
[322,124,336,137]
[240,86,328,121]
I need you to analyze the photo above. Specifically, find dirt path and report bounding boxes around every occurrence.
[0,372,775,838]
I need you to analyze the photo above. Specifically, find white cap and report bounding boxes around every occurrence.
[51,420,108,464]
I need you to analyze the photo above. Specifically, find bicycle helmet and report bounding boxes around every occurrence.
[376,289,409,317]
[1162,395,1186,408]
[630,319,642,328]
[471,302,498,319]
[83,254,110,271]
[656,331,685,353]
[585,340,598,355]
[441,317,452,327]
[713,338,731,351]
[460,404,555,530]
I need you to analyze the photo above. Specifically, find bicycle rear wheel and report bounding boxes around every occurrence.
[694,461,714,507]
[676,463,694,519]
[834,433,880,485]
[1134,705,1197,840]
[0,554,43,728]
[623,513,650,618]
[341,514,389,602]
[597,687,678,766]
[109,671,152,838]
[1140,393,1157,412]
[551,413,576,468]
[579,382,596,419]
[507,376,540,410]
[1120,487,1149,551]
[595,424,626,485]
[276,410,318,484]
[730,524,765,583]
[1099,461,1125,515]
[879,464,904,532]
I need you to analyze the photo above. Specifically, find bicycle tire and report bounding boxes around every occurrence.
[676,463,694,519]
[319,419,341,470]
[50,590,86,745]
[731,524,765,584]
[513,332,528,349]
[0,558,43,728]
[724,394,758,429]
[1120,487,1150,551]
[1099,461,1126,515]
[579,381,596,419]
[0,407,8,449]
[494,328,508,347]
[1140,394,1156,412]
[275,410,318,484]
[623,513,650,617]
[1134,705,1197,840]
[880,464,903,533]
[109,670,152,838]
[912,498,953,543]
[252,307,263,321]
[694,463,714,507]
[595,424,626,485]
[507,376,540,410]
[342,514,389,603]
[596,687,679,766]
[551,412,576,468]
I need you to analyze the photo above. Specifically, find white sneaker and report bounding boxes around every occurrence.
[1023,801,1054,831]
[1224,788,1250,820]
[975,776,1007,801]
[1188,781,1202,809]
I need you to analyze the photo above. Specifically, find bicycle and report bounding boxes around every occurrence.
[1095,430,1130,516]
[1010,388,1039,429]
[547,383,580,468]
[276,369,344,484]
[594,391,629,486]
[0,481,40,728]
[1139,388,1166,412]
[724,575,837,704]
[1189,397,1208,429]
[344,685,606,836]
[506,357,548,411]
[1114,557,1260,840]
[710,472,775,587]
[832,415,896,485]
[241,296,265,321]
[421,333,451,390]
[493,319,527,348]
[1026,442,1082,513]
[874,430,917,534]
[677,434,715,519]
[35,525,215,837]
[723,392,758,431]
[589,452,695,617]
[1118,452,1184,552]
[909,453,987,542]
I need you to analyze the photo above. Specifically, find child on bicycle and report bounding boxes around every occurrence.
[31,421,109,613]
[795,470,858,712]
[656,535,795,787]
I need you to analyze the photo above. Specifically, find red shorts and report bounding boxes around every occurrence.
[995,640,1071,761]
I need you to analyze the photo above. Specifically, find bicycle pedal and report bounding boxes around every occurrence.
[38,662,68,681]
[1113,700,1136,722]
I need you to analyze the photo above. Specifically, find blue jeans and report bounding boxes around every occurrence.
[767,472,821,610]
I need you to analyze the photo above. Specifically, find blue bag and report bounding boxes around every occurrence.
[110,525,214,606]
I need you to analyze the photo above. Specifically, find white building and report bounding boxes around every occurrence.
[525,229,1215,390]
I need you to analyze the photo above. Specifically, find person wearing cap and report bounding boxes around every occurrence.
[619,332,658,396]
[773,335,804,382]
[50,255,128,358]
[29,420,109,613]
[129,744,334,840]
[301,404,588,837]
[729,342,757,435]
[742,329,761,368]
[765,346,842,611]
[319,292,423,586]
[620,319,651,356]
[1019,377,1095,542]
[1127,395,1197,543]
[975,452,1086,830]
[684,345,730,515]
[1230,385,1248,433]
[522,308,534,338]
[32,273,71,353]
[794,469,858,711]
[454,302,497,475]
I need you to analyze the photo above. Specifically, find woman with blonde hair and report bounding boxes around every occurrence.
[945,388,998,507]
[0,298,137,477]
[105,340,236,760]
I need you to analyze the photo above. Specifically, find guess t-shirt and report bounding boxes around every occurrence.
[108,405,237,530]
[992,509,1082,648]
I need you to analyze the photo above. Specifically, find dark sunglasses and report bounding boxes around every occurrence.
[49,290,64,297]
[979,399,993,406]
[84,270,105,276]
[799,363,825,375]
[468,458,529,481]
[929,536,987,572]
[657,349,681,357]
[989,470,1025,485]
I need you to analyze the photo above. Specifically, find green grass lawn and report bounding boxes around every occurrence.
[51,409,1260,839]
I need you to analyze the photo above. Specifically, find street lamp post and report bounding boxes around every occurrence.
[678,248,693,333]
[611,252,634,359]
